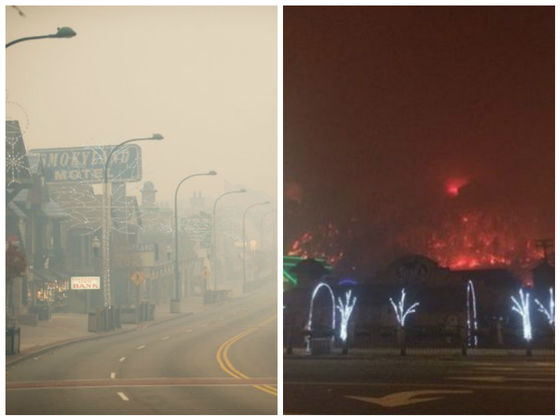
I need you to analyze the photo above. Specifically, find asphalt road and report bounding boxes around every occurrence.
[284,353,554,414]
[6,286,277,414]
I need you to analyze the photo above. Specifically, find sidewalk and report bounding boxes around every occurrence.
[285,347,555,359]
[6,296,206,366]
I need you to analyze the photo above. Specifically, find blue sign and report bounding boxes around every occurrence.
[28,145,142,184]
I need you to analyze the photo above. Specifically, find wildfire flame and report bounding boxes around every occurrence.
[290,209,547,272]
[288,223,344,265]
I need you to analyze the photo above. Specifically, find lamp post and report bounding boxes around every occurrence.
[259,209,276,250]
[89,235,101,313]
[259,209,276,284]
[171,170,217,313]
[211,189,246,291]
[6,26,76,48]
[102,134,163,309]
[242,201,270,293]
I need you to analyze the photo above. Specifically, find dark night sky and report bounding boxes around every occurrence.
[284,6,554,274]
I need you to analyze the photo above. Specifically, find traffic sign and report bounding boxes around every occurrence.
[130,271,145,287]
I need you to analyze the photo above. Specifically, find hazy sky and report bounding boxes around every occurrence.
[6,6,276,204]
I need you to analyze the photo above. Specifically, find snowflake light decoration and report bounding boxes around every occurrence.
[511,288,532,341]
[6,135,29,186]
[389,288,420,327]
[336,290,357,342]
[535,287,554,326]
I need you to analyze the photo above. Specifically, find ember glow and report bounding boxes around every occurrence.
[288,223,345,266]
[427,213,543,270]
[290,208,545,271]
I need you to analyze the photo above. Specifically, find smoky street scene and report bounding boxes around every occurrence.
[283,6,554,415]
[6,6,277,415]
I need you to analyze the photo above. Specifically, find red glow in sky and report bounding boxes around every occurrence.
[284,7,554,275]
[445,178,469,197]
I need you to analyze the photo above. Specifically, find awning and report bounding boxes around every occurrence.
[31,268,69,284]
[41,200,68,219]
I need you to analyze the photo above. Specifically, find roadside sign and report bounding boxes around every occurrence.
[70,276,101,290]
[130,271,145,287]
[28,144,142,184]
[185,212,211,248]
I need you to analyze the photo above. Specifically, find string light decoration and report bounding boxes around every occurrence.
[6,134,29,187]
[466,280,478,347]
[336,290,357,342]
[511,288,532,341]
[535,287,554,326]
[305,282,336,351]
[389,288,420,327]
[42,145,144,238]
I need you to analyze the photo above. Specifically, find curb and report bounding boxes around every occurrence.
[284,349,555,360]
[6,311,193,367]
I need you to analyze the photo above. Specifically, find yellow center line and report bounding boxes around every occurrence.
[216,314,277,397]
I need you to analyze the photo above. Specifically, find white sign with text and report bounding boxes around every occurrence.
[70,276,101,290]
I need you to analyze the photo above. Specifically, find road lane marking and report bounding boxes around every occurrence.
[474,367,515,371]
[282,381,554,392]
[534,362,554,367]
[161,336,170,341]
[217,322,277,396]
[6,377,277,391]
[137,345,146,350]
[110,372,116,379]
[216,314,277,397]
[119,357,126,362]
[117,392,129,401]
[346,390,473,408]
[449,376,554,383]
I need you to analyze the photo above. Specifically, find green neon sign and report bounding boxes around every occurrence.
[283,255,333,286]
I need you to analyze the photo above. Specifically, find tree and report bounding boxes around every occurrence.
[6,243,26,282]
[6,243,27,316]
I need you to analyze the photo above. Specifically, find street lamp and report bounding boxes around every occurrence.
[211,189,246,291]
[171,170,217,313]
[102,134,163,309]
[89,235,101,313]
[259,209,276,249]
[6,27,77,48]
[242,201,270,293]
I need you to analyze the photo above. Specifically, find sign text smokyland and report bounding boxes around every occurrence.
[29,145,142,184]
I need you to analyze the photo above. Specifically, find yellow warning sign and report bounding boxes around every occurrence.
[130,271,144,287]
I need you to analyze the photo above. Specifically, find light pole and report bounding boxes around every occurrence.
[102,134,163,309]
[259,209,276,250]
[89,235,101,313]
[211,189,246,291]
[259,209,276,284]
[242,201,270,293]
[6,26,76,48]
[171,170,217,313]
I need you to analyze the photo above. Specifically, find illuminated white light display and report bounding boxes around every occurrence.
[336,290,357,342]
[535,287,554,326]
[466,280,478,347]
[511,288,532,341]
[306,282,336,351]
[389,288,420,327]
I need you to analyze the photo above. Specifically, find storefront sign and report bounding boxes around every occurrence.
[28,144,142,184]
[70,276,101,290]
